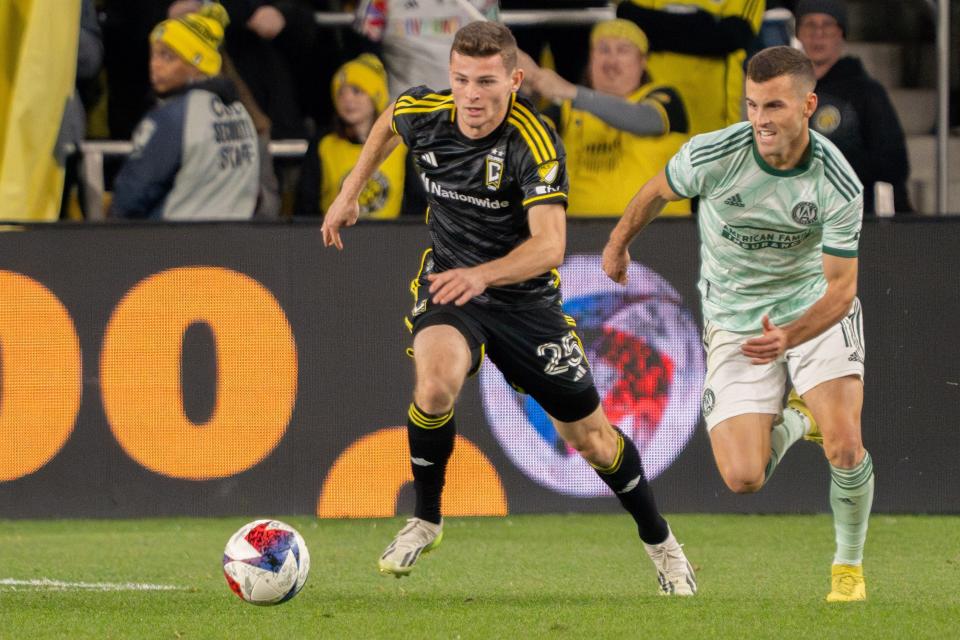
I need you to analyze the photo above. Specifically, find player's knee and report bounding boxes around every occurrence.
[719,467,765,494]
[413,378,459,414]
[564,429,594,455]
[824,434,864,469]
[725,476,764,494]
[567,427,617,467]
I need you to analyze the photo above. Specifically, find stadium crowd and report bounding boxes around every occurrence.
[54,0,915,220]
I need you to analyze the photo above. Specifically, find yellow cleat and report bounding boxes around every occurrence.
[788,389,822,445]
[826,564,866,602]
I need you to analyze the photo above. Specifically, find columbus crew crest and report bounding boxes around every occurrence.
[355,171,390,215]
[485,155,504,190]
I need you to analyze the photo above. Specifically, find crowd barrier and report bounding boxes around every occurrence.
[311,7,617,27]
[77,140,309,221]
[0,219,957,518]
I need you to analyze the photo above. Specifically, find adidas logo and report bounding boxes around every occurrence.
[724,193,745,207]
[616,474,642,494]
[420,152,438,168]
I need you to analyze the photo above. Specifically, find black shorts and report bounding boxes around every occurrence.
[405,258,600,423]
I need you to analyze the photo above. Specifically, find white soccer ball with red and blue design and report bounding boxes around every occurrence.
[222,519,310,605]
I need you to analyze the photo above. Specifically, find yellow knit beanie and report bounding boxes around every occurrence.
[590,18,649,55]
[150,3,230,76]
[331,54,389,114]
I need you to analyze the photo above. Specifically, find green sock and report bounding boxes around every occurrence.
[830,451,875,565]
[764,408,808,483]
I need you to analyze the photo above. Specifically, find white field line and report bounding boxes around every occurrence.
[0,578,185,592]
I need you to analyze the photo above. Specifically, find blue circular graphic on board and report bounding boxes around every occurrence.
[479,254,704,497]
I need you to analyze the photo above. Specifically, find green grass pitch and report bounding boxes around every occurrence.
[1,514,957,639]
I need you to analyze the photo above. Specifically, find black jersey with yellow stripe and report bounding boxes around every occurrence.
[392,86,568,309]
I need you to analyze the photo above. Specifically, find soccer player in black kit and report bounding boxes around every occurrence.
[322,21,696,596]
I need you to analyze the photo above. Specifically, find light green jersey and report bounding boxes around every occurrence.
[665,122,863,332]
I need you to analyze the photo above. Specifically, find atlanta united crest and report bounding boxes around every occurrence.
[791,201,819,225]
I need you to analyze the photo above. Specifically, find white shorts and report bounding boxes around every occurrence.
[701,298,865,431]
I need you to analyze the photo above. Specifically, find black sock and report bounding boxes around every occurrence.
[406,402,456,525]
[593,427,669,544]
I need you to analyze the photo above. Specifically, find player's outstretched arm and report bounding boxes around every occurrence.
[321,103,401,250]
[602,170,680,284]
[741,254,858,364]
[427,203,566,306]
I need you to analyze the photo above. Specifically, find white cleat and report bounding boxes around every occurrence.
[644,530,697,596]
[378,517,443,578]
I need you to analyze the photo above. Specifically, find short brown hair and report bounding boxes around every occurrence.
[746,46,816,91]
[451,21,518,71]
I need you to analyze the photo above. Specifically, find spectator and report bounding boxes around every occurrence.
[104,0,308,140]
[111,5,259,220]
[525,19,691,216]
[354,0,499,98]
[295,54,405,218]
[795,0,913,214]
[166,2,280,219]
[174,0,309,139]
[617,0,764,135]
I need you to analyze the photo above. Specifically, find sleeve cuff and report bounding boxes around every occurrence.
[822,245,858,258]
[523,192,568,208]
[664,162,691,199]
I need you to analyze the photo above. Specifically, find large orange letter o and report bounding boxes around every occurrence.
[101,267,297,480]
[317,427,508,517]
[0,272,81,482]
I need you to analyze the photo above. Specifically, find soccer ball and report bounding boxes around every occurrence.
[222,519,310,605]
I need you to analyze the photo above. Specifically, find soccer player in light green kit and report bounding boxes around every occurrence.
[601,46,872,602]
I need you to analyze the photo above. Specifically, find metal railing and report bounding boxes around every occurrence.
[935,0,950,214]
[312,7,617,27]
[79,140,308,220]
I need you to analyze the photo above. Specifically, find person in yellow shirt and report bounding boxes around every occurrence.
[523,19,691,216]
[617,0,764,135]
[296,54,406,218]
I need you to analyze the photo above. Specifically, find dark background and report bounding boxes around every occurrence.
[0,219,957,518]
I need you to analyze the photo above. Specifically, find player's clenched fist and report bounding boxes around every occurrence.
[601,243,630,285]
